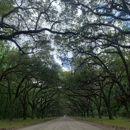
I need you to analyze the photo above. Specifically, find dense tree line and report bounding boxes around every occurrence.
[54,0,130,119]
[0,42,63,120]
[0,0,130,120]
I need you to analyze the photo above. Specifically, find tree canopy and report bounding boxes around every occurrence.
[0,0,130,120]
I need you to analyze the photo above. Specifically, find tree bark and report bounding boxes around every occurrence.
[97,108,102,119]
[31,105,36,119]
[23,105,27,120]
[9,102,14,121]
[106,103,113,119]
[3,96,8,119]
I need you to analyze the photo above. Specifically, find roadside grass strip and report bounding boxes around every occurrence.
[0,117,55,128]
[74,116,130,129]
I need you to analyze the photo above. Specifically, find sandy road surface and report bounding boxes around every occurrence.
[17,117,106,130]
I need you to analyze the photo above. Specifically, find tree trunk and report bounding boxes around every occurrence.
[16,100,20,119]
[23,105,27,120]
[107,104,113,119]
[103,97,113,119]
[91,107,94,118]
[97,108,102,119]
[41,110,45,118]
[31,106,36,119]
[9,102,14,121]
[3,96,8,119]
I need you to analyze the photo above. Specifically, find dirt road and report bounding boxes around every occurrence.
[18,117,108,130]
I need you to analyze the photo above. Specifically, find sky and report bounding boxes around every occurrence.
[51,42,71,71]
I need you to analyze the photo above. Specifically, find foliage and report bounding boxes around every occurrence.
[0,0,130,123]
[0,0,14,15]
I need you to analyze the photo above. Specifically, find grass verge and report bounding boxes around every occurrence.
[74,116,130,128]
[0,117,56,128]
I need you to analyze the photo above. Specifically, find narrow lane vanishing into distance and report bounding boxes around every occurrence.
[18,117,107,130]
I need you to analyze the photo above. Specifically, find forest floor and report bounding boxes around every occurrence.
[0,117,56,130]
[74,116,130,130]
[1,117,128,130]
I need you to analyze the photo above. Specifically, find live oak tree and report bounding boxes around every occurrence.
[0,42,62,120]
[0,0,130,119]
[54,0,130,118]
[0,0,130,53]
[0,0,77,54]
